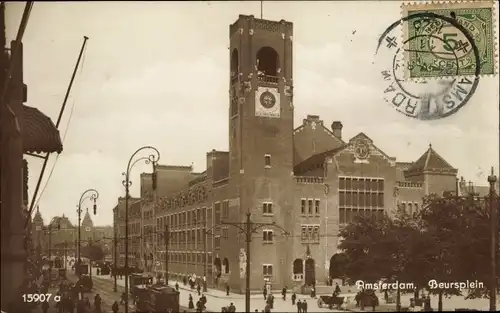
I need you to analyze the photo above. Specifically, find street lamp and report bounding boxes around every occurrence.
[220,213,289,313]
[113,207,118,292]
[77,189,99,273]
[122,146,160,313]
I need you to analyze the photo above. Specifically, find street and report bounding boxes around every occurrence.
[90,268,343,312]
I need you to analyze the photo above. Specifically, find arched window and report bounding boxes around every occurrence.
[214,257,222,277]
[230,49,239,78]
[256,47,280,76]
[223,257,230,274]
[292,258,303,274]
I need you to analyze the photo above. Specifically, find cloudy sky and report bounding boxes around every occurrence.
[6,1,499,226]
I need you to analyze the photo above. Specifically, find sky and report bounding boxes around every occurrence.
[5,1,499,226]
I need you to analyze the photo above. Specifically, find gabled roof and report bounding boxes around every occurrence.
[294,145,347,175]
[408,144,456,172]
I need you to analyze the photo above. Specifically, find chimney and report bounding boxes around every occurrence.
[331,121,343,139]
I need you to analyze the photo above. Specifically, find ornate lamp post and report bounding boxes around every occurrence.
[122,146,160,313]
[76,189,99,273]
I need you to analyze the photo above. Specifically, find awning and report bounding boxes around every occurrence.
[23,105,63,154]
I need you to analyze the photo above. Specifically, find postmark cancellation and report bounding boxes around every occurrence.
[402,0,497,78]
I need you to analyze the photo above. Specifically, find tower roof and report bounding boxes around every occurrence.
[33,206,43,223]
[82,208,94,228]
[50,214,74,229]
[408,144,456,173]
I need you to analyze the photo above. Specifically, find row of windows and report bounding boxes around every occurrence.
[156,252,213,265]
[156,207,212,231]
[301,225,320,242]
[300,199,320,215]
[339,191,384,208]
[143,210,154,220]
[400,202,420,214]
[339,177,384,192]
[339,208,385,224]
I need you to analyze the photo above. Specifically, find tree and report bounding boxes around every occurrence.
[82,244,105,261]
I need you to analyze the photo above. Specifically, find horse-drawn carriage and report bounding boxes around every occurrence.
[318,290,379,311]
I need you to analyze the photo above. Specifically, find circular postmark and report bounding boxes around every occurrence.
[375,12,481,120]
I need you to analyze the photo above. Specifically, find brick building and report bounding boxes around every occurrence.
[114,14,488,293]
[31,207,113,258]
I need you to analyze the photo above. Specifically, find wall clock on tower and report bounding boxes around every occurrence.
[255,86,280,118]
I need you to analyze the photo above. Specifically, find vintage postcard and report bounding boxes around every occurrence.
[1,1,499,312]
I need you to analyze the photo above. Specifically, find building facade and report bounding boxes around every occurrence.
[114,14,489,293]
[31,207,113,258]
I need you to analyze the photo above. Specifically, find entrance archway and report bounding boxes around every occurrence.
[304,258,315,286]
[329,253,347,279]
[214,257,222,278]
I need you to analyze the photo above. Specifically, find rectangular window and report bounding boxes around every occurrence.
[214,202,221,224]
[352,178,358,190]
[339,177,346,190]
[222,200,229,219]
[263,264,273,276]
[408,203,413,214]
[264,154,271,167]
[414,203,419,212]
[352,192,358,206]
[377,179,385,192]
[378,193,384,208]
[314,199,320,215]
[263,202,273,215]
[222,227,229,240]
[339,208,346,224]
[214,236,221,249]
[312,226,320,242]
[346,208,353,223]
[301,199,306,214]
[346,178,352,190]
[308,199,313,214]
[346,192,352,206]
[263,230,273,243]
[301,226,308,241]
[339,192,345,206]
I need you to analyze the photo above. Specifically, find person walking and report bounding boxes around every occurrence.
[197,283,201,296]
[303,300,308,313]
[226,283,230,296]
[188,294,194,309]
[175,282,179,291]
[263,286,268,300]
[94,293,102,313]
[112,301,119,313]
[282,286,287,301]
[291,292,297,305]
[297,299,302,313]
[334,283,341,296]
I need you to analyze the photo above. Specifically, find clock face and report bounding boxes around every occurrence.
[354,141,370,159]
[260,91,277,109]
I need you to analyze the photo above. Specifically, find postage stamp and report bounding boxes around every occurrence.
[402,1,496,78]
[375,6,482,120]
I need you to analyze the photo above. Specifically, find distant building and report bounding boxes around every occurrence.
[114,14,496,293]
[31,207,113,258]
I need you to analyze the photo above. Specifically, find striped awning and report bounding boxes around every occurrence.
[23,105,63,154]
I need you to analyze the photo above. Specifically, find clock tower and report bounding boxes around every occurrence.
[228,15,295,289]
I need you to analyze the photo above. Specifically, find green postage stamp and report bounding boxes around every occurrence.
[402,1,496,78]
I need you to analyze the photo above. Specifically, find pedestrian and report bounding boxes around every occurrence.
[282,286,287,300]
[41,301,49,313]
[112,301,119,313]
[310,286,315,298]
[303,300,308,313]
[263,286,267,300]
[291,292,296,305]
[120,292,126,305]
[197,283,201,296]
[196,299,203,313]
[201,294,207,309]
[335,283,341,296]
[94,293,102,313]
[96,268,100,276]
[264,303,271,313]
[188,294,194,309]
[228,302,236,312]
[226,283,230,296]
[175,282,179,291]
[297,299,302,313]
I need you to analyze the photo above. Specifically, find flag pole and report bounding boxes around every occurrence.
[260,1,263,19]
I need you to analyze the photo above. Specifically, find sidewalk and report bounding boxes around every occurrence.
[90,268,342,312]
